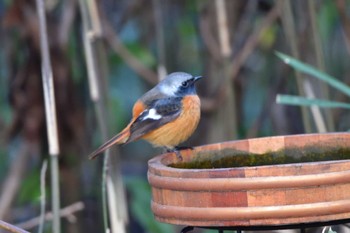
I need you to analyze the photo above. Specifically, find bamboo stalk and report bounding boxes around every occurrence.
[152,0,167,80]
[80,1,100,102]
[107,176,126,233]
[200,4,280,113]
[78,0,109,230]
[87,0,102,37]
[213,0,237,140]
[308,0,334,131]
[38,160,48,233]
[278,0,327,133]
[216,0,231,58]
[78,1,127,232]
[35,0,61,232]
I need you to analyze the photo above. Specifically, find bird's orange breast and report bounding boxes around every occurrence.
[141,95,200,148]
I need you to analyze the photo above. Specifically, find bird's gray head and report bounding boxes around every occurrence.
[157,72,203,96]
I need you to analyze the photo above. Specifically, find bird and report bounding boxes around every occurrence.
[88,72,203,160]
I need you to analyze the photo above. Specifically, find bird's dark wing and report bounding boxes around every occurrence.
[126,97,182,143]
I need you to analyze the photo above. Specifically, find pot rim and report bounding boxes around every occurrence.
[148,132,350,174]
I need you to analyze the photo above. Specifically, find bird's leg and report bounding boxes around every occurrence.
[174,150,183,161]
[165,146,194,161]
[165,147,183,161]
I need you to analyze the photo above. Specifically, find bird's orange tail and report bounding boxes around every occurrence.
[88,128,130,160]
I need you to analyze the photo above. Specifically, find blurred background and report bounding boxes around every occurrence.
[0,0,350,232]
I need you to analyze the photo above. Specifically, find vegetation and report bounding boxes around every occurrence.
[0,0,349,233]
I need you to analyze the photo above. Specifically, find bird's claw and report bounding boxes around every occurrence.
[166,146,194,161]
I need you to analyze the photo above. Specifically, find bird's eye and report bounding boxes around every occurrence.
[181,81,189,87]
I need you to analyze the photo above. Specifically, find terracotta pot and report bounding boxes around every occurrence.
[148,133,350,227]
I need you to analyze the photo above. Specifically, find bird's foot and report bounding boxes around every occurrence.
[166,146,194,161]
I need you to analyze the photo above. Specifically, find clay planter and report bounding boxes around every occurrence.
[148,133,350,227]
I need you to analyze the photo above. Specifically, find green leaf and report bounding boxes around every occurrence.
[276,94,350,109]
[18,170,42,205]
[275,52,350,97]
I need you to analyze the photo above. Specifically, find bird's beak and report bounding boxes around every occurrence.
[194,76,203,82]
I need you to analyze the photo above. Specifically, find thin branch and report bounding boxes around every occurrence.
[216,0,231,57]
[214,0,237,139]
[35,0,60,156]
[87,0,102,38]
[335,0,350,55]
[152,0,167,80]
[16,202,84,230]
[304,80,327,132]
[0,143,30,219]
[308,0,326,72]
[199,9,221,62]
[79,0,100,101]
[35,0,61,232]
[279,0,312,133]
[201,4,279,113]
[102,17,158,85]
[308,0,334,131]
[107,176,127,233]
[78,0,109,230]
[231,3,279,79]
[0,220,29,233]
[58,0,77,47]
[231,0,258,54]
[247,67,286,138]
[79,1,128,232]
[279,0,326,133]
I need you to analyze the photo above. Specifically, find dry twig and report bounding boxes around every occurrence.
[199,9,221,62]
[102,17,158,85]
[152,0,167,80]
[231,4,279,79]
[0,143,31,219]
[216,0,231,58]
[201,4,280,113]
[279,0,326,133]
[335,0,350,54]
[58,0,77,47]
[308,0,334,131]
[78,1,128,232]
[0,220,29,233]
[16,202,84,230]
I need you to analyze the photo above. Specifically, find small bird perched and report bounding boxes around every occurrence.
[89,72,203,160]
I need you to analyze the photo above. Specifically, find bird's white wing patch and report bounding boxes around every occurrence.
[141,108,162,120]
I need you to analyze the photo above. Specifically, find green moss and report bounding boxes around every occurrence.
[169,145,350,169]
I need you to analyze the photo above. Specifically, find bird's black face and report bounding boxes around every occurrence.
[175,76,202,96]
